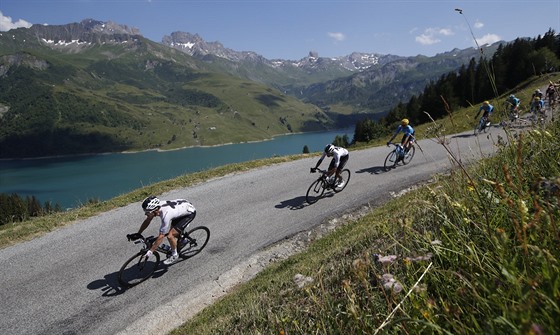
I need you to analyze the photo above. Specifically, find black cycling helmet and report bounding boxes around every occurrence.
[324,144,335,154]
[142,195,161,213]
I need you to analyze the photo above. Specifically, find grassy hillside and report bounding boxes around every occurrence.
[0,31,329,158]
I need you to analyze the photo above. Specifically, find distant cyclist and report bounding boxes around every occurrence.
[387,118,415,157]
[546,82,558,107]
[311,144,349,187]
[474,101,494,126]
[530,96,545,114]
[531,89,544,104]
[132,196,196,265]
[505,94,521,119]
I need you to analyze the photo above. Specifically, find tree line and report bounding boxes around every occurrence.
[351,28,560,143]
[0,193,62,225]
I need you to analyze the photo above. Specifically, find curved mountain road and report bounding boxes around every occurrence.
[0,126,512,334]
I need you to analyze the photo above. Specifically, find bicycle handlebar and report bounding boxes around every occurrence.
[126,233,143,241]
[310,167,327,174]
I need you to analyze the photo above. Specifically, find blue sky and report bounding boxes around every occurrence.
[1,0,559,60]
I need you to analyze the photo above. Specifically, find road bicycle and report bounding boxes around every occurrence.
[383,142,415,171]
[530,106,548,128]
[474,116,490,135]
[118,224,210,288]
[306,168,350,204]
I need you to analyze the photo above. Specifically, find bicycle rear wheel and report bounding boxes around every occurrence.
[333,169,351,193]
[383,150,398,171]
[402,146,416,165]
[306,178,325,204]
[178,226,210,259]
[118,251,160,288]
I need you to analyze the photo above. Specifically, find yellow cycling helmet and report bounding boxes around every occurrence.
[483,101,490,105]
[401,118,409,126]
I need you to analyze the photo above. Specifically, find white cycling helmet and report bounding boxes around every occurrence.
[324,144,335,154]
[142,196,160,212]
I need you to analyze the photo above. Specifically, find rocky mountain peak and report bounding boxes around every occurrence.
[17,19,143,48]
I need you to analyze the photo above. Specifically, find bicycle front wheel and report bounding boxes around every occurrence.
[333,169,351,193]
[474,123,481,135]
[306,178,325,204]
[402,146,416,165]
[383,150,398,171]
[118,251,160,288]
[179,226,210,259]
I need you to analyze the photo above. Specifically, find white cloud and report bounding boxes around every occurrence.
[416,34,440,45]
[476,33,501,46]
[439,28,453,36]
[415,27,454,45]
[474,21,484,29]
[327,32,346,42]
[0,11,32,31]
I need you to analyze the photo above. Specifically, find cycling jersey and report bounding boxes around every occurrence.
[506,97,520,108]
[479,104,494,117]
[155,199,196,234]
[394,124,414,136]
[318,146,349,168]
[531,100,545,111]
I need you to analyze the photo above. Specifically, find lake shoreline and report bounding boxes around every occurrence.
[0,127,350,162]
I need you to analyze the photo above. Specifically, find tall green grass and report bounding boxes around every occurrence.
[173,115,559,334]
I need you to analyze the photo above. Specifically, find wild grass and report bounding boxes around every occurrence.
[170,112,559,334]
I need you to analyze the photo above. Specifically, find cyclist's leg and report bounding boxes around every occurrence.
[336,155,349,182]
[326,159,337,182]
[168,213,196,250]
[402,134,412,152]
[166,227,180,251]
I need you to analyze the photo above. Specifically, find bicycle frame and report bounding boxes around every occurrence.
[384,142,416,171]
[306,167,350,204]
[474,116,489,134]
[119,226,210,288]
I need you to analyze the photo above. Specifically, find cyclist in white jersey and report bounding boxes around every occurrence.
[311,144,349,187]
[135,196,196,265]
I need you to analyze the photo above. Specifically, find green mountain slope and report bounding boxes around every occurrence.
[0,24,328,158]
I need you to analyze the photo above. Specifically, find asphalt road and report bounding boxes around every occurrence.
[0,125,510,334]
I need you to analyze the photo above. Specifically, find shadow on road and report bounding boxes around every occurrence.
[87,267,167,296]
[87,272,126,297]
[451,133,476,139]
[275,196,308,210]
[355,166,389,175]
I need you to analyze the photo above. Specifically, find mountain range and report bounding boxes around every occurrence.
[0,19,501,158]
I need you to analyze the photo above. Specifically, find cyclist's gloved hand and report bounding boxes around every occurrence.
[144,250,153,259]
[310,167,316,173]
[386,142,390,147]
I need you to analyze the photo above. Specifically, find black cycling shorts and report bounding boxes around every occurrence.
[329,154,349,172]
[170,211,196,233]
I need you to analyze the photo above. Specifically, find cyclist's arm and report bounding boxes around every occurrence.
[475,107,482,118]
[314,152,326,169]
[388,127,400,143]
[150,232,166,253]
[138,214,155,234]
